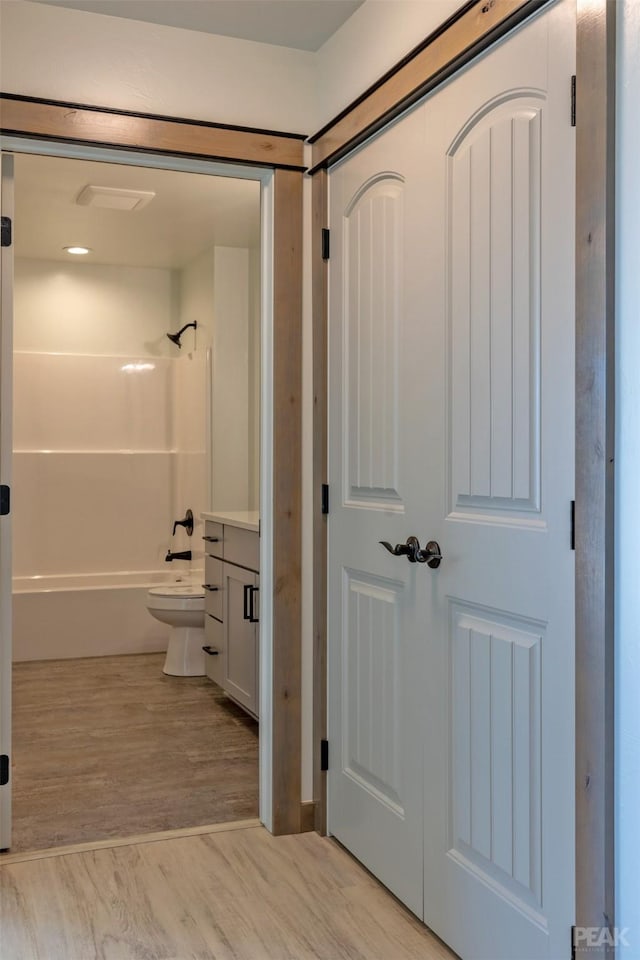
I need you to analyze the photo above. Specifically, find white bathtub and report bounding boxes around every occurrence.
[12,570,203,662]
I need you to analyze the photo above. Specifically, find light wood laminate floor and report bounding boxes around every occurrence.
[0,824,457,960]
[9,653,258,854]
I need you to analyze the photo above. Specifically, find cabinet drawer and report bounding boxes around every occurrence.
[203,556,223,620]
[203,521,224,559]
[203,614,224,686]
[224,525,259,571]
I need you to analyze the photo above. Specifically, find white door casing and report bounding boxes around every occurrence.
[327,3,575,958]
[0,152,14,851]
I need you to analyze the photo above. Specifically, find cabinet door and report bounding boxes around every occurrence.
[223,563,258,717]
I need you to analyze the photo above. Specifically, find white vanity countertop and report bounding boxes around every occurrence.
[201,510,260,533]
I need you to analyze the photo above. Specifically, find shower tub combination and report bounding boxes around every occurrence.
[11,347,209,664]
[12,570,201,662]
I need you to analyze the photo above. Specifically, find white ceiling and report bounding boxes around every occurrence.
[14,153,261,269]
[30,0,364,51]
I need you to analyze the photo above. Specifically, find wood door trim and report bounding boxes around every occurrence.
[0,102,304,838]
[311,0,616,935]
[575,0,616,951]
[300,801,317,833]
[0,95,306,170]
[272,168,303,835]
[309,0,547,172]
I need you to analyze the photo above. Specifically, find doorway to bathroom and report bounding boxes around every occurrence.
[2,146,268,854]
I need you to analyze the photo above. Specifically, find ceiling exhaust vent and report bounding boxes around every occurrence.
[76,185,156,211]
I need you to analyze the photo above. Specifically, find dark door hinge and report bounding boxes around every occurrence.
[320,739,329,772]
[0,216,11,248]
[321,483,329,515]
[0,755,9,787]
[321,228,330,261]
[571,925,577,960]
[571,75,576,127]
[571,500,575,550]
[0,485,9,517]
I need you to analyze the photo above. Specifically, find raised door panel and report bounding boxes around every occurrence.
[343,175,404,510]
[343,569,404,815]
[449,602,543,911]
[449,100,543,519]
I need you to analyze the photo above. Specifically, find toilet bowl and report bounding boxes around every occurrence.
[146,584,206,677]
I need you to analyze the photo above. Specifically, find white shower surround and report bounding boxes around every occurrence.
[11,257,208,661]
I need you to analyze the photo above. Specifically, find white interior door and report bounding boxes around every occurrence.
[327,3,575,957]
[327,105,430,915]
[0,152,14,851]
[420,4,576,958]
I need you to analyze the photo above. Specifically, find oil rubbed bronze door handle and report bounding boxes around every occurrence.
[380,536,443,568]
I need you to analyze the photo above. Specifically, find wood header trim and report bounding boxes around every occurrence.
[0,95,306,170]
[309,0,546,171]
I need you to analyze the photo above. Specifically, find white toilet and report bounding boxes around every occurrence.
[146,584,206,677]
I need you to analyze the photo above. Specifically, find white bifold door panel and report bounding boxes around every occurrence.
[0,153,14,852]
[327,3,575,959]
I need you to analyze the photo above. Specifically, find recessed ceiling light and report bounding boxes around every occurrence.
[63,246,92,255]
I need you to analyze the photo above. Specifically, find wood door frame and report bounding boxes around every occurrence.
[0,95,305,838]
[311,0,616,944]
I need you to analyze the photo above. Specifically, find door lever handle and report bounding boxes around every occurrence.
[379,540,413,558]
[380,536,443,568]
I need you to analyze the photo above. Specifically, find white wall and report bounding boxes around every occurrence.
[314,0,461,129]
[0,0,314,134]
[249,247,261,513]
[616,0,640,953]
[171,248,213,564]
[210,246,259,513]
[1,0,462,136]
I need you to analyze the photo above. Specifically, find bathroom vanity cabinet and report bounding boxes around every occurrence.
[201,513,259,720]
